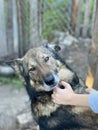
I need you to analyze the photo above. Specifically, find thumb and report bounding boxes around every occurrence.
[60,81,71,89]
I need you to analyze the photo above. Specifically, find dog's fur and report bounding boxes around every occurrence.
[15,45,98,130]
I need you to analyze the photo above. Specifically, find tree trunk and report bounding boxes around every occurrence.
[0,0,8,57]
[30,0,42,48]
[85,1,98,90]
[91,0,97,31]
[71,0,78,33]
[30,0,37,47]
[75,0,83,37]
[16,0,27,56]
[82,0,91,38]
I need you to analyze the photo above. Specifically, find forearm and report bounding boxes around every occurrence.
[52,81,98,113]
[68,94,89,107]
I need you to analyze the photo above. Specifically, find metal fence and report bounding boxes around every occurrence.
[0,0,96,59]
[43,0,96,39]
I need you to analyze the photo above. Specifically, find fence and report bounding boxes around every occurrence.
[0,0,96,59]
[43,0,96,39]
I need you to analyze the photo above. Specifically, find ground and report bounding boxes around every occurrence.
[0,38,91,130]
[0,84,29,130]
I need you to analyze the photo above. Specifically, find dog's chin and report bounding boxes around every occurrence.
[43,81,59,91]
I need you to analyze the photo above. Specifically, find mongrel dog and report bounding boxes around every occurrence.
[14,44,98,130]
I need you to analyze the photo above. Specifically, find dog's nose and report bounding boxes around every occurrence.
[43,73,55,86]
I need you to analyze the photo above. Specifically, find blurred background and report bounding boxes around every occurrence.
[0,0,96,84]
[0,0,95,57]
[0,0,97,130]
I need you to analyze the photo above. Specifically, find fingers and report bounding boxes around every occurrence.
[52,97,60,104]
[85,88,97,94]
[60,81,71,89]
[51,91,61,104]
[52,81,71,99]
[52,86,60,99]
[53,81,71,92]
[51,91,57,103]
[52,81,74,105]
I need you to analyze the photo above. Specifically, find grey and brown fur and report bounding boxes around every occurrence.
[14,45,98,130]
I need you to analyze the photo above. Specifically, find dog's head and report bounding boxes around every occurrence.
[14,45,79,91]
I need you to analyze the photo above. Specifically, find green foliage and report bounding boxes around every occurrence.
[0,75,23,89]
[43,0,68,40]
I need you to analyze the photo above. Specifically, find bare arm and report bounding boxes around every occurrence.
[68,93,89,106]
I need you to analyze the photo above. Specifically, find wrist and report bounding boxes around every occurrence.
[65,93,76,105]
[68,94,89,106]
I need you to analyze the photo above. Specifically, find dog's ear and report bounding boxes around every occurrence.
[43,43,61,52]
[14,58,28,77]
[5,58,28,77]
[54,45,61,52]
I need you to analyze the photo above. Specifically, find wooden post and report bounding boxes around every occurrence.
[75,0,83,37]
[71,0,78,33]
[16,0,27,56]
[82,0,91,38]
[85,1,98,90]
[30,0,42,48]
[12,0,19,56]
[6,0,13,54]
[38,0,43,46]
[91,0,97,35]
[0,0,8,57]
[68,0,73,31]
[30,0,38,48]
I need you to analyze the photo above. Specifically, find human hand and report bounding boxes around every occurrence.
[85,88,97,94]
[52,81,75,105]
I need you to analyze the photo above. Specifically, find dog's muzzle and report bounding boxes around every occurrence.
[43,73,59,90]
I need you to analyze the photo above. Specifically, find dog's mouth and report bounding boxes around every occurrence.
[43,73,59,90]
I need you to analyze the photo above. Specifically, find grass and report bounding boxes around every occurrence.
[0,75,23,89]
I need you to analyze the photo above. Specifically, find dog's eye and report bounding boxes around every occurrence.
[29,67,36,72]
[44,56,49,62]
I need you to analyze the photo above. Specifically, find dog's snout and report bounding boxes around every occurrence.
[43,73,55,86]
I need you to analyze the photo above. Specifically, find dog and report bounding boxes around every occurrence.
[14,44,98,130]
